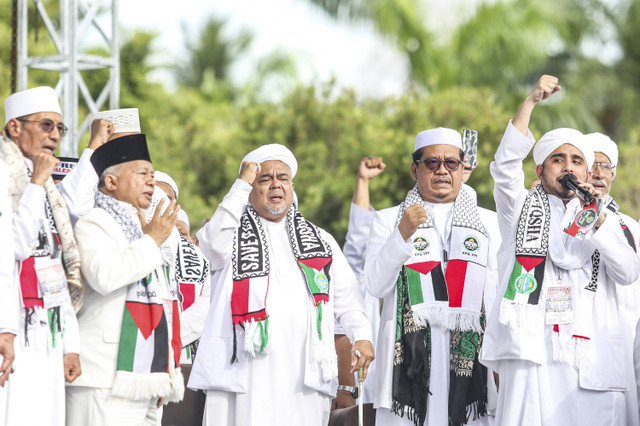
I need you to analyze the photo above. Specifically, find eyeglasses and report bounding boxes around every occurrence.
[592,161,615,173]
[17,118,68,137]
[415,158,462,172]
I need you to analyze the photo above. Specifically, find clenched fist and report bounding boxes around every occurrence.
[398,204,428,240]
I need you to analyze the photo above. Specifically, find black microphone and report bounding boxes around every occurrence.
[559,173,595,204]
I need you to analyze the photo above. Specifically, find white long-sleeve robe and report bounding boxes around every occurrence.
[189,179,372,426]
[481,121,640,426]
[364,196,500,426]
[612,210,640,426]
[342,202,379,404]
[6,158,80,426]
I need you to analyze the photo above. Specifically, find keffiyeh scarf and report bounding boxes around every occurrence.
[95,190,183,402]
[392,186,488,426]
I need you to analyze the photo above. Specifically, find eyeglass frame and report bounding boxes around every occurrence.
[16,118,68,137]
[591,161,615,173]
[414,157,463,172]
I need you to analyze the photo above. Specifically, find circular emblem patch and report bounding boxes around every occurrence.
[514,273,537,295]
[576,209,597,227]
[463,236,479,252]
[314,271,329,293]
[413,236,429,252]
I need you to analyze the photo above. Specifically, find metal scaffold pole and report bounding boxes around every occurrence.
[15,0,120,156]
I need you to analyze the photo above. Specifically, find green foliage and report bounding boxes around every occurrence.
[5,0,640,243]
[136,81,512,243]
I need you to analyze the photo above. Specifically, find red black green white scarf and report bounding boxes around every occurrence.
[95,191,184,402]
[500,185,611,367]
[392,186,489,426]
[395,185,489,333]
[175,235,210,360]
[230,206,333,367]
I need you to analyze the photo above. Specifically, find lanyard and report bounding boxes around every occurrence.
[425,205,452,267]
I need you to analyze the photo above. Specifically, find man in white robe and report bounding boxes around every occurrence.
[365,128,500,426]
[189,144,374,426]
[481,75,640,425]
[1,86,83,426]
[585,132,640,426]
[333,155,385,410]
[68,134,183,426]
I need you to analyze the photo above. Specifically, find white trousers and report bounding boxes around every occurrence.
[66,386,158,426]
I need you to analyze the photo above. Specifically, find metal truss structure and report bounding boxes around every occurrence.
[16,0,120,156]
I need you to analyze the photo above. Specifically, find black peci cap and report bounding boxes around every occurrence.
[90,133,152,177]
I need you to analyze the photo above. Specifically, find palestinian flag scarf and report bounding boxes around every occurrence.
[499,185,619,367]
[395,185,489,333]
[499,184,550,326]
[391,185,488,426]
[95,191,184,402]
[230,206,333,367]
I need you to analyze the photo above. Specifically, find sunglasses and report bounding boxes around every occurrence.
[591,161,615,173]
[415,158,462,172]
[18,118,68,137]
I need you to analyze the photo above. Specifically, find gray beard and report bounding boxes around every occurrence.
[266,204,288,215]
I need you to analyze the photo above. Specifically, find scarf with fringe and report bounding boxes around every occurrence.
[95,190,184,402]
[230,205,335,378]
[500,185,613,367]
[391,186,488,426]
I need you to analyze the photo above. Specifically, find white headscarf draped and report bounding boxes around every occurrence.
[532,128,594,169]
[240,143,298,178]
[154,170,179,200]
[584,132,618,178]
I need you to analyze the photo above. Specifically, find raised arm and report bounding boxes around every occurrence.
[491,75,560,228]
[512,75,561,136]
[196,162,258,270]
[57,119,115,222]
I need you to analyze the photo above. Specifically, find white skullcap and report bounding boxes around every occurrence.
[154,171,179,200]
[533,128,593,169]
[177,209,190,230]
[240,143,298,178]
[86,108,140,134]
[5,87,62,125]
[414,128,462,152]
[585,132,618,177]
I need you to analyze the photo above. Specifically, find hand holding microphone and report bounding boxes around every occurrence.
[559,173,596,204]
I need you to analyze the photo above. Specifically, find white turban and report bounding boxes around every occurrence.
[154,171,179,200]
[240,143,298,178]
[177,209,190,230]
[87,108,141,134]
[5,86,62,125]
[414,127,462,152]
[532,128,593,169]
[584,132,618,178]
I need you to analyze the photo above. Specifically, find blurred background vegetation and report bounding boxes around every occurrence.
[3,0,640,244]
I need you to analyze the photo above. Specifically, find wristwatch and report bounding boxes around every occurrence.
[336,385,358,399]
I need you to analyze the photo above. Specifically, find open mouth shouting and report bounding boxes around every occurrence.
[268,189,285,204]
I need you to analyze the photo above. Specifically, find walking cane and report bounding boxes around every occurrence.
[355,350,364,426]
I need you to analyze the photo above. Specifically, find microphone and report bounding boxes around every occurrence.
[559,173,595,204]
